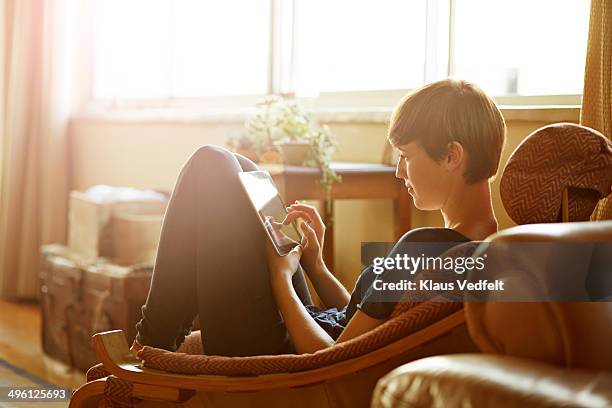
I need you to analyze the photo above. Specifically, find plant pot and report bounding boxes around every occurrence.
[259,149,284,164]
[277,142,313,166]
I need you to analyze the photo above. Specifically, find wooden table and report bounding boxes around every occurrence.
[261,162,412,269]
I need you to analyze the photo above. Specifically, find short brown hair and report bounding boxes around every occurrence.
[388,78,506,183]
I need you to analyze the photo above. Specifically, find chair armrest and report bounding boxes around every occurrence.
[372,354,612,408]
[91,311,466,392]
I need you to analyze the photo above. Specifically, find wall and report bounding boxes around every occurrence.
[69,109,578,288]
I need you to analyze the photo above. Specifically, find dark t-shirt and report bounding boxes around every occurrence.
[306,227,470,340]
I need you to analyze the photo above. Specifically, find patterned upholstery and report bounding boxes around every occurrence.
[137,301,461,376]
[85,366,138,407]
[100,376,136,408]
[500,123,612,224]
[86,364,109,382]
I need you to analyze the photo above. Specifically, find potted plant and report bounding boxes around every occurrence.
[228,96,341,197]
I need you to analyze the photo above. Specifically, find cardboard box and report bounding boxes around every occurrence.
[40,244,153,371]
[67,189,167,264]
[112,213,164,265]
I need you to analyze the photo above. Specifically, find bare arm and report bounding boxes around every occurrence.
[266,239,386,354]
[270,265,385,353]
[336,310,385,343]
[284,203,350,309]
[270,270,335,353]
[301,238,350,310]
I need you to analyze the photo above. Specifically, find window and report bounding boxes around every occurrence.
[292,0,427,94]
[92,0,591,105]
[452,0,590,97]
[93,0,270,100]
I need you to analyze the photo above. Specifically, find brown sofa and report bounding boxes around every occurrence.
[373,221,612,408]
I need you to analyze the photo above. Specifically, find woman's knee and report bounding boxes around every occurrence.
[172,145,238,188]
[189,144,234,166]
[182,144,241,177]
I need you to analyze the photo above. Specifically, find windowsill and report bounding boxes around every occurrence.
[73,105,581,125]
[497,105,581,122]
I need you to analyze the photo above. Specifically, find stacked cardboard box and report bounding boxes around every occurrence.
[40,186,169,371]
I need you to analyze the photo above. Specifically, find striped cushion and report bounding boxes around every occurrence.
[500,123,612,224]
[137,301,461,376]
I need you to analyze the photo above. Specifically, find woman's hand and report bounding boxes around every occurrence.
[282,203,325,271]
[130,339,143,354]
[264,239,303,283]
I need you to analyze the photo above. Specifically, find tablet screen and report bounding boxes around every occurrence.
[239,171,303,255]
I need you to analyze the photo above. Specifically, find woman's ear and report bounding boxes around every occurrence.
[445,141,464,172]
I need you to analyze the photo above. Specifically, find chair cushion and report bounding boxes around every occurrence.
[136,301,462,376]
[500,123,612,224]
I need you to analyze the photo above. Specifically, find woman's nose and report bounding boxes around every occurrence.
[395,158,405,179]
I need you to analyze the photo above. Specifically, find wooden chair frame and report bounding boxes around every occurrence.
[70,310,467,407]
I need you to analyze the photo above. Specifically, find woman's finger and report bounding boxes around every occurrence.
[299,224,310,250]
[300,232,309,250]
[300,221,318,248]
[287,203,324,225]
[288,203,318,212]
[282,210,311,225]
[286,206,315,220]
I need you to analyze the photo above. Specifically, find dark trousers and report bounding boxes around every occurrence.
[135,145,313,356]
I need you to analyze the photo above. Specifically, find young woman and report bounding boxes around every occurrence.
[134,78,506,356]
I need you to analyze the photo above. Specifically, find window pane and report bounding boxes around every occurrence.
[93,0,171,99]
[293,0,427,94]
[171,0,270,97]
[93,0,270,100]
[453,0,590,96]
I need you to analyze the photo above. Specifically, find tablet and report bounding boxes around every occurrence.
[238,171,303,256]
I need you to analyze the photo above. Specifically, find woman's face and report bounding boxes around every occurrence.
[395,142,452,210]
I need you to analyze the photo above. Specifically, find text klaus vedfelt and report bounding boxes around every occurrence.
[371,254,505,292]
